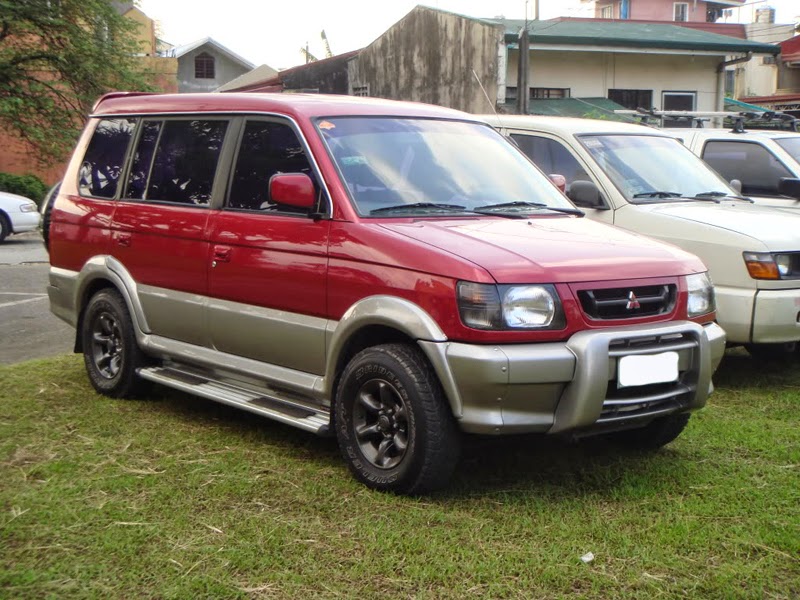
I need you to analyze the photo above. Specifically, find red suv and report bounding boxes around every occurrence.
[47,92,725,493]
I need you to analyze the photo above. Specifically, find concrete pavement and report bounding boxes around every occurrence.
[0,231,74,364]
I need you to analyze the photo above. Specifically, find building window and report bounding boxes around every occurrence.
[600,5,614,19]
[352,85,369,97]
[530,88,570,99]
[762,56,777,65]
[662,91,696,111]
[194,52,215,79]
[608,89,653,110]
[674,2,689,22]
[505,86,518,104]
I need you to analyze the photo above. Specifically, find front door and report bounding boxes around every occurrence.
[206,118,330,376]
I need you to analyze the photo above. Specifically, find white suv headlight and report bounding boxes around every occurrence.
[457,282,565,330]
[686,272,715,317]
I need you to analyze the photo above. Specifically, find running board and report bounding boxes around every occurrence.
[137,365,330,435]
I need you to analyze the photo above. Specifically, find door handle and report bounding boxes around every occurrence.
[117,232,132,247]
[213,245,231,263]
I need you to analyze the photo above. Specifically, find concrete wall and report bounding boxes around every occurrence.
[506,49,722,111]
[125,7,157,55]
[347,6,504,113]
[177,47,251,93]
[738,24,795,97]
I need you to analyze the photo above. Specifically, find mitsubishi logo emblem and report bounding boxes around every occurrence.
[626,291,641,310]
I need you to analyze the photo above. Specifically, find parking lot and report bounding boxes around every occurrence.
[0,231,73,364]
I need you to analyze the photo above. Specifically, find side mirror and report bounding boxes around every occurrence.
[729,179,742,194]
[568,180,604,209]
[777,177,800,200]
[269,173,316,209]
[548,174,567,193]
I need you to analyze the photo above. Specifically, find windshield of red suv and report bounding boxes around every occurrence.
[316,117,575,216]
[776,137,800,164]
[579,134,738,203]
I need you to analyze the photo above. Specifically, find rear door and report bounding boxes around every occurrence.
[206,117,331,375]
[111,117,232,345]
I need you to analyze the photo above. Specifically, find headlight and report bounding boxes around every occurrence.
[685,272,715,317]
[20,202,37,213]
[457,282,565,330]
[743,252,800,280]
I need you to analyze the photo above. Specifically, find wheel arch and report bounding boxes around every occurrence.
[73,256,149,352]
[324,296,462,417]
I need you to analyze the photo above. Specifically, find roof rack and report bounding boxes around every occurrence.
[614,108,800,133]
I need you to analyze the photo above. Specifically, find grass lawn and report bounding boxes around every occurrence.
[1,350,798,599]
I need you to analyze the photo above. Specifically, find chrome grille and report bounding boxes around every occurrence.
[579,284,676,320]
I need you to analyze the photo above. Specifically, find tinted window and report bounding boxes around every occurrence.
[776,137,800,164]
[124,120,162,199]
[78,118,136,198]
[228,120,313,211]
[702,141,792,196]
[510,134,590,187]
[146,120,228,205]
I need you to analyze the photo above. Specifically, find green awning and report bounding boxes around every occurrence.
[518,97,634,120]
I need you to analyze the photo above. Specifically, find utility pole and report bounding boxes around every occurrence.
[516,0,530,115]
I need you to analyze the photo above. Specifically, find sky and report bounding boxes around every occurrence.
[138,0,800,71]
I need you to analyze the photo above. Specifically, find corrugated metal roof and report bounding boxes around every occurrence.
[509,97,634,120]
[490,17,779,54]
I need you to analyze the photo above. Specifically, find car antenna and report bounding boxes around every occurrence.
[472,68,505,129]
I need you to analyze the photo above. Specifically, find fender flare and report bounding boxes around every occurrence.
[323,296,464,416]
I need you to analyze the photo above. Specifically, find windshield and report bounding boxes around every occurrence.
[579,134,738,202]
[316,117,575,217]
[776,137,800,164]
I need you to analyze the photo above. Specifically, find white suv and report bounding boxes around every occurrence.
[667,128,800,207]
[482,115,800,357]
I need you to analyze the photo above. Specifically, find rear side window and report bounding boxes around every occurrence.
[227,120,314,212]
[79,118,136,198]
[510,133,591,186]
[702,140,792,196]
[126,119,228,205]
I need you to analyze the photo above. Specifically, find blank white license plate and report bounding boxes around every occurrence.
[618,352,679,388]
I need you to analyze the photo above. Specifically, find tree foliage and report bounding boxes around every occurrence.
[0,0,154,165]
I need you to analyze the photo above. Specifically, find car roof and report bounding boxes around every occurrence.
[475,114,672,137]
[93,92,478,122]
[663,127,800,140]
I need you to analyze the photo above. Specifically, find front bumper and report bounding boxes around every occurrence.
[422,321,725,435]
[715,284,800,344]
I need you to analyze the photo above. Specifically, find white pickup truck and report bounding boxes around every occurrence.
[483,115,800,357]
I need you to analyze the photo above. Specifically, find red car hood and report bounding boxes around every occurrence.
[380,217,704,283]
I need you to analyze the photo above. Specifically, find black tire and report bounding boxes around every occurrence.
[81,288,147,398]
[0,213,9,243]
[745,342,797,360]
[607,413,691,451]
[41,182,61,252]
[335,343,461,494]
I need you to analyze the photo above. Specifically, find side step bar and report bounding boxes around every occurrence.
[138,365,330,435]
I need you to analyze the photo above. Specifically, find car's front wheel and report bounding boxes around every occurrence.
[81,289,147,398]
[335,343,460,494]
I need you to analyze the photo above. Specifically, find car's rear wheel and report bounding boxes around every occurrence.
[81,289,147,398]
[606,413,691,450]
[335,343,460,494]
[0,213,9,243]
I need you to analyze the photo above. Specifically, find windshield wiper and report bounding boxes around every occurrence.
[474,201,584,217]
[370,202,467,215]
[694,191,753,203]
[632,191,682,198]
